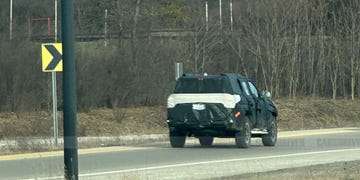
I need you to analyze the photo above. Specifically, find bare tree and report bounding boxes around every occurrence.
[346,0,360,100]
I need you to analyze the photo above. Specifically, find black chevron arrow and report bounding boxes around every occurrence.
[45,45,62,71]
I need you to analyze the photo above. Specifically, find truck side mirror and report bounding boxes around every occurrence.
[262,90,271,98]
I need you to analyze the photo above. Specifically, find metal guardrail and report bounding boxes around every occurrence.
[31,30,197,42]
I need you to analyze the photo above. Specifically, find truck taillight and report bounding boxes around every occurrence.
[235,112,241,118]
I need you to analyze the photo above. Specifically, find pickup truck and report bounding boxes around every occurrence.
[166,73,278,148]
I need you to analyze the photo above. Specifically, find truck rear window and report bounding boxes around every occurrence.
[174,76,232,93]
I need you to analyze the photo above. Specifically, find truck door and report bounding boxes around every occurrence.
[247,81,267,128]
[238,80,256,126]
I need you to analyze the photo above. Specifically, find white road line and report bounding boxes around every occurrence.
[23,147,360,180]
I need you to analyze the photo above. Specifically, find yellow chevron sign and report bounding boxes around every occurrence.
[42,43,63,72]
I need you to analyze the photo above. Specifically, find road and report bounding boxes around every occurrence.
[1,128,360,180]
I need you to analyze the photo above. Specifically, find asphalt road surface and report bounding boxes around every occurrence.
[1,128,360,180]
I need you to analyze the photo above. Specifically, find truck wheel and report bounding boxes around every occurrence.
[235,118,251,148]
[262,116,277,146]
[170,131,186,148]
[199,136,214,147]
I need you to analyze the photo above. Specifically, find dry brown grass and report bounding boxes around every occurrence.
[0,106,168,138]
[221,160,360,180]
[275,98,360,131]
[0,98,359,138]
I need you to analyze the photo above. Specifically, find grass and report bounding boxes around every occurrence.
[0,106,168,138]
[219,160,360,180]
[274,98,360,131]
[1,98,360,139]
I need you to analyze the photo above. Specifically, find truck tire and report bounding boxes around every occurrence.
[235,118,251,148]
[170,131,186,148]
[199,136,214,147]
[262,116,277,146]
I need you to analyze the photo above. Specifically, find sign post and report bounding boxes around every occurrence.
[175,62,183,80]
[53,0,59,146]
[52,72,58,145]
[41,43,62,146]
[10,0,13,40]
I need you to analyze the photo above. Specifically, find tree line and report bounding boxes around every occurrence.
[0,0,359,113]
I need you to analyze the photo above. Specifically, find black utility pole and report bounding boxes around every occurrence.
[61,0,78,179]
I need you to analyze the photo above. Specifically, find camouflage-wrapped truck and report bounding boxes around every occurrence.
[167,73,278,148]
